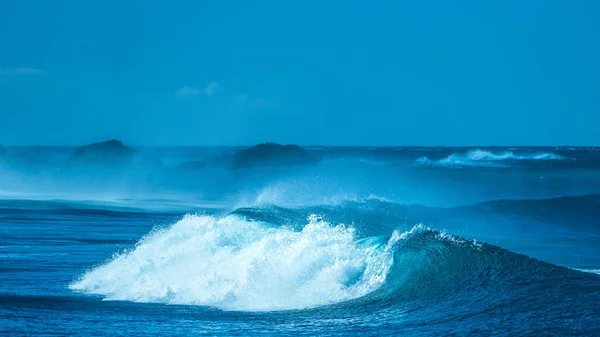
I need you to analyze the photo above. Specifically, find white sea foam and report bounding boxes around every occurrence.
[70,214,398,311]
[416,149,567,168]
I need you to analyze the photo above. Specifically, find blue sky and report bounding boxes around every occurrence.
[1,1,599,146]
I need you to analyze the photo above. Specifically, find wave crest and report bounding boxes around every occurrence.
[416,149,566,167]
[70,214,397,311]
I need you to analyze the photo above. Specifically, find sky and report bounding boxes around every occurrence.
[1,0,599,146]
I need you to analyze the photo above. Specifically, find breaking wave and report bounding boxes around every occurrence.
[70,214,398,311]
[416,149,566,167]
[69,203,597,313]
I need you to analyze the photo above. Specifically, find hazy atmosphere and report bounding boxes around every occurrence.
[2,0,599,146]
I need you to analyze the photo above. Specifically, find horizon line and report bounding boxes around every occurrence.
[1,142,599,148]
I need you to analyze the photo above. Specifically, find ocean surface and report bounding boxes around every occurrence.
[1,146,600,336]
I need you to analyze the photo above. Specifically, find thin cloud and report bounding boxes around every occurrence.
[176,86,201,97]
[176,82,221,97]
[204,82,220,96]
[235,93,273,108]
[0,67,46,75]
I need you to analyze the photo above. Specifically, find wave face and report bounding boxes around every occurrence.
[70,214,398,311]
[69,198,600,320]
[416,149,566,167]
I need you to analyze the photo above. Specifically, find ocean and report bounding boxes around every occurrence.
[1,146,599,336]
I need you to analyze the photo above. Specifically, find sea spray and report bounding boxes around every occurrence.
[70,214,397,311]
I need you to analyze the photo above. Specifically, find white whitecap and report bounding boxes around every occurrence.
[70,214,397,311]
[416,149,567,168]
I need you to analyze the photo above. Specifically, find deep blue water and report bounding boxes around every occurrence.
[1,147,600,336]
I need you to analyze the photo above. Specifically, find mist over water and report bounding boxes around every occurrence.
[2,145,599,206]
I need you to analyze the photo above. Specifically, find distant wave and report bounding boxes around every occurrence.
[358,158,386,166]
[0,191,229,212]
[416,149,567,168]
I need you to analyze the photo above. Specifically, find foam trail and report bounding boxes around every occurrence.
[70,214,398,311]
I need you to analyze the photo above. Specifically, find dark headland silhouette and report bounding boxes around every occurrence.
[232,142,320,168]
[66,139,138,167]
[0,140,320,172]
[180,142,320,169]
